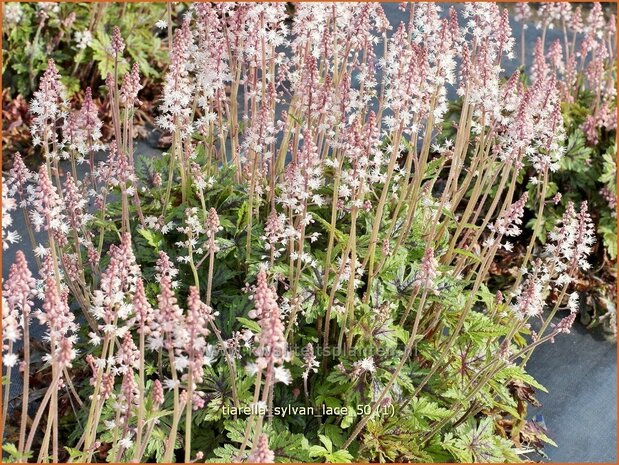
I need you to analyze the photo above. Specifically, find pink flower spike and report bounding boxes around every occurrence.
[30,166,68,246]
[419,247,438,289]
[4,250,36,317]
[133,278,153,331]
[247,434,275,463]
[111,26,125,55]
[251,270,287,371]
[152,378,165,406]
[120,63,143,108]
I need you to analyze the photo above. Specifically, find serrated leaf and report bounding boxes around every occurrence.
[137,227,163,250]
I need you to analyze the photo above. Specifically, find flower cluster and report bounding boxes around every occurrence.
[250,270,289,376]
[2,251,36,367]
[2,177,20,250]
[30,59,66,151]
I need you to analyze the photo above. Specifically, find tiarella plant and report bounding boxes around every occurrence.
[1,2,611,463]
[1,2,168,97]
[1,2,169,162]
[512,2,617,336]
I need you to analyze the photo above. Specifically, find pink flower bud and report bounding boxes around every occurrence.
[111,26,125,55]
[247,434,275,463]
[152,379,165,406]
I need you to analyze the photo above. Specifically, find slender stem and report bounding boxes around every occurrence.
[235,370,263,461]
[18,311,31,455]
[208,320,240,410]
[24,372,62,456]
[184,370,193,463]
[134,328,146,461]
[163,348,180,463]
[206,248,215,307]
[1,343,13,439]
[343,286,431,450]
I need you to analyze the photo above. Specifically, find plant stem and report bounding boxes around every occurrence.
[18,313,31,455]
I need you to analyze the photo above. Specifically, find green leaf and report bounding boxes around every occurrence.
[408,397,449,429]
[423,156,445,180]
[314,214,346,244]
[322,423,346,446]
[308,445,328,457]
[328,449,354,463]
[236,316,261,333]
[2,444,19,457]
[236,201,249,231]
[497,366,547,393]
[318,434,333,452]
[443,417,521,463]
[64,447,83,461]
[137,228,163,250]
[452,247,481,263]
[2,443,32,462]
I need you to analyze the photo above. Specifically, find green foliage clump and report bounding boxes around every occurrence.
[2,2,167,98]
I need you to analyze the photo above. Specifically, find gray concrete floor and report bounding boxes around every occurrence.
[526,316,617,462]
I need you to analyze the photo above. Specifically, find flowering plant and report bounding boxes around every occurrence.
[1,3,607,463]
[1,2,169,162]
[2,2,168,97]
[511,3,616,335]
